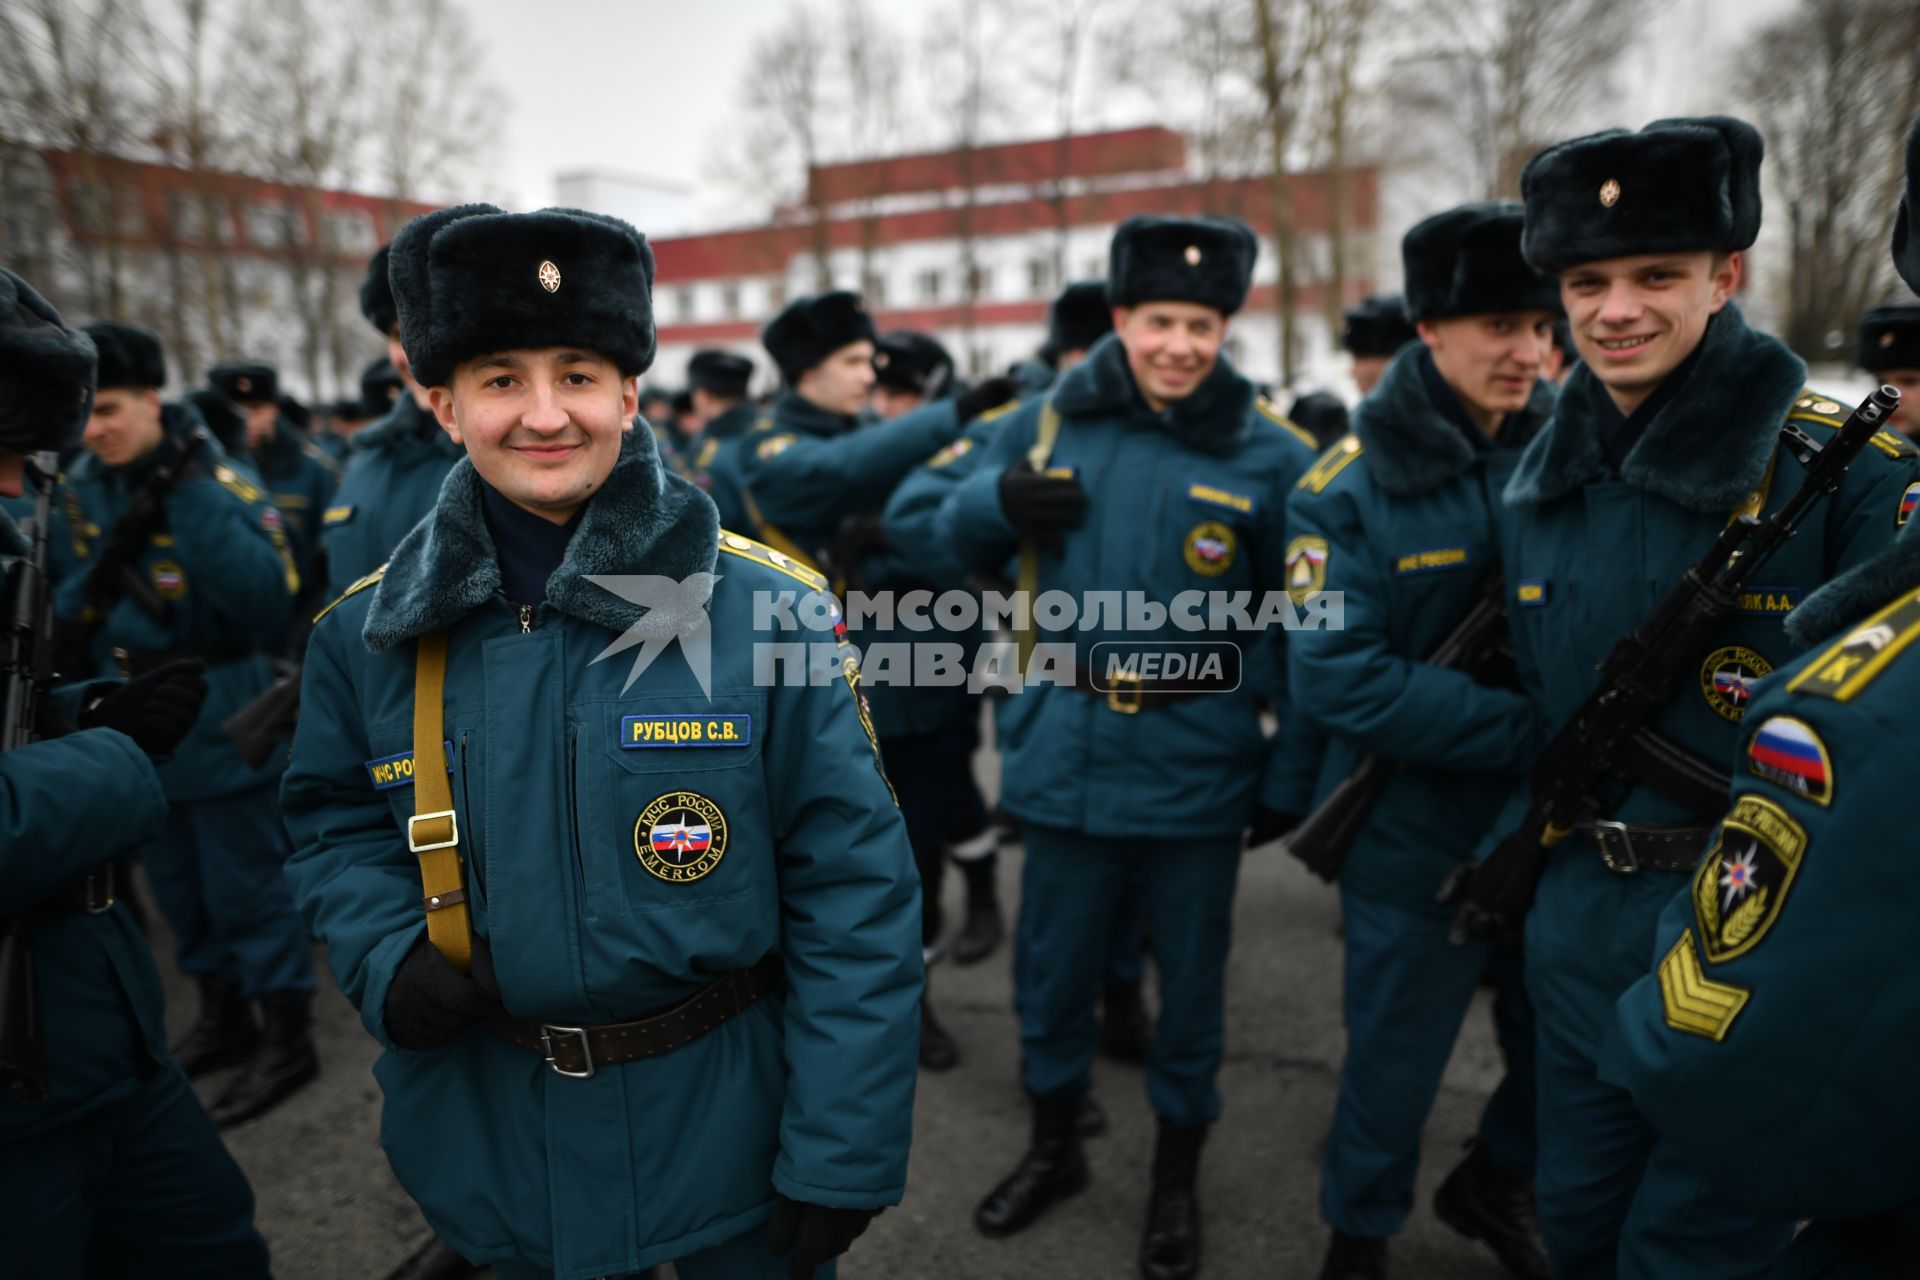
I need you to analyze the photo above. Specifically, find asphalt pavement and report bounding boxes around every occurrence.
[159,737,1518,1280]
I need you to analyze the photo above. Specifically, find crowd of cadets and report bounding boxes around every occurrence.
[2,110,1919,1280]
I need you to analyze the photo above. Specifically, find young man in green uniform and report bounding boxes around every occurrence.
[945,215,1319,1279]
[1486,115,1920,1279]
[1857,303,1920,436]
[209,362,338,590]
[1293,203,1557,1280]
[1604,115,1920,1280]
[281,203,922,1280]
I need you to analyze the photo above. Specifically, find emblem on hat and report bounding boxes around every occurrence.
[236,375,253,394]
[1883,330,1897,349]
[1599,179,1621,208]
[1184,245,1203,266]
[538,260,561,293]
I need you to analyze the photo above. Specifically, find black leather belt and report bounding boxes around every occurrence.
[1069,664,1238,714]
[20,865,119,923]
[1575,820,1714,875]
[493,954,783,1078]
[113,645,253,677]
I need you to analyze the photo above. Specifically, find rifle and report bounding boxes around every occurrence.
[77,425,200,633]
[1282,574,1512,883]
[0,452,63,1103]
[223,658,301,770]
[1440,385,1902,946]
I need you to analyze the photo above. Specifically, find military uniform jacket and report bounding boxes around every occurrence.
[1603,527,1920,1241]
[938,333,1320,838]
[687,402,758,535]
[49,407,299,800]
[281,430,922,1279]
[0,512,175,1140]
[1287,346,1552,910]
[1489,305,1920,847]
[320,394,463,598]
[247,417,339,581]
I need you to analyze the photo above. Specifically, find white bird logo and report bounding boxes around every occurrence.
[584,572,721,697]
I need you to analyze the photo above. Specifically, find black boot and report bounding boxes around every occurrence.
[1432,1141,1549,1280]
[1319,1232,1387,1280]
[170,978,259,1078]
[975,1094,1089,1237]
[1076,1093,1108,1138]
[919,991,959,1071]
[208,991,319,1127]
[951,851,1003,965]
[1139,1118,1205,1280]
[382,1234,481,1280]
[1101,979,1153,1064]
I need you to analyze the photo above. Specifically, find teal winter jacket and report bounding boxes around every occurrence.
[281,429,922,1280]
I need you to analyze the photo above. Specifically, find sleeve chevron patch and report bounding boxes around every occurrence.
[1658,932,1751,1043]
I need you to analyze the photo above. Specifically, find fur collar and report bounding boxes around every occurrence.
[1784,526,1920,649]
[1352,345,1554,497]
[1504,304,1807,512]
[348,394,461,462]
[362,425,719,650]
[772,390,856,439]
[1049,332,1256,455]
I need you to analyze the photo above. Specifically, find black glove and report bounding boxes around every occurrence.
[79,659,208,758]
[1245,805,1299,850]
[955,375,1020,425]
[765,1195,879,1279]
[997,459,1088,554]
[382,935,506,1051]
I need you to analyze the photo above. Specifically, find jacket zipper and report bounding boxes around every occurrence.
[518,603,535,633]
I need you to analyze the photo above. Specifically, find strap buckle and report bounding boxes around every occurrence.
[1589,820,1638,875]
[539,1024,594,1078]
[83,868,115,915]
[1105,669,1143,715]
[408,810,459,853]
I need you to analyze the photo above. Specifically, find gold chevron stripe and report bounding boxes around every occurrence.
[1658,932,1750,1043]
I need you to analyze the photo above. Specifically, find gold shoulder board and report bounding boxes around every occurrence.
[1298,434,1365,494]
[312,563,388,624]
[717,530,828,592]
[1256,398,1318,450]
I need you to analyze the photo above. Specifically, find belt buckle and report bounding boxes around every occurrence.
[539,1024,594,1078]
[1105,669,1143,715]
[1591,820,1638,874]
[83,868,115,915]
[407,810,459,853]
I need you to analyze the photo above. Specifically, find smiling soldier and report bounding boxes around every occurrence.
[280,204,922,1280]
[1473,116,1920,1280]
[941,214,1320,1280]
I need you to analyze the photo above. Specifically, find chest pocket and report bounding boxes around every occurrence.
[1153,473,1259,596]
[572,691,772,923]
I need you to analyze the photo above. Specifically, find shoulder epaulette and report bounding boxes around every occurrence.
[717,530,828,592]
[213,463,265,503]
[1788,583,1920,703]
[976,398,1024,425]
[1298,434,1365,494]
[1789,390,1917,458]
[312,563,387,624]
[747,416,777,434]
[1256,397,1318,451]
[302,439,342,473]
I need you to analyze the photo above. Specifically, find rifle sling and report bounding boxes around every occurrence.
[1609,726,1733,821]
[410,631,472,973]
[82,434,199,622]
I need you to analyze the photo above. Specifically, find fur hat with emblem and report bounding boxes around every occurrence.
[1107,214,1259,316]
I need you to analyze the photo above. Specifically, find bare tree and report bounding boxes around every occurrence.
[1387,0,1648,201]
[1010,0,1104,286]
[371,0,503,214]
[838,0,910,294]
[726,6,835,286]
[923,0,1014,363]
[1738,0,1920,361]
[0,0,159,318]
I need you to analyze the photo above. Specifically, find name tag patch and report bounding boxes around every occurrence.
[365,741,454,789]
[620,714,752,748]
[1186,482,1258,516]
[1392,546,1469,576]
[1516,579,1550,607]
[1735,587,1802,616]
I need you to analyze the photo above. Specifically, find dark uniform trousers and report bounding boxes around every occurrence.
[0,1068,268,1277]
[1016,826,1241,1126]
[489,1225,833,1279]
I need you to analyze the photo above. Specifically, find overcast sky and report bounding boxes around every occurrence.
[457,0,1797,221]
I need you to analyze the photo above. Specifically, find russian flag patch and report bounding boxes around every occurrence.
[1747,715,1833,807]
